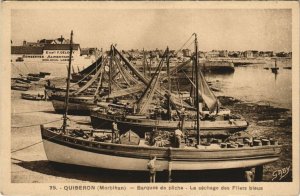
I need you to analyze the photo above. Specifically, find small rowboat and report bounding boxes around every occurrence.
[40,72,51,76]
[28,73,41,77]
[11,84,31,91]
[27,76,40,81]
[283,67,292,70]
[21,93,44,101]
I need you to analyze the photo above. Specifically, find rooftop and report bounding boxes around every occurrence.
[44,44,80,50]
[11,46,44,54]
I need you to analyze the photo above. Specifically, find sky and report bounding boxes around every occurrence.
[11,9,292,52]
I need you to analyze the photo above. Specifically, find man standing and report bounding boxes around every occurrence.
[112,121,119,143]
[147,156,157,183]
[174,125,183,148]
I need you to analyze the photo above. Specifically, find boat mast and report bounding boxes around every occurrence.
[166,47,171,120]
[109,45,113,97]
[143,48,146,77]
[194,33,201,145]
[62,30,74,133]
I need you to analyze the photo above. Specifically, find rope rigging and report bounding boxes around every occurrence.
[11,118,63,128]
[174,34,195,56]
[11,132,61,154]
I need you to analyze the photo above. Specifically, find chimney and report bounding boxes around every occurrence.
[23,40,27,46]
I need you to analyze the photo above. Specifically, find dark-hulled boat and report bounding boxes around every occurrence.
[70,56,103,83]
[90,109,248,137]
[50,45,146,115]
[51,94,95,115]
[45,85,77,100]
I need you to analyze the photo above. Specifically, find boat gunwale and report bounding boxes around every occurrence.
[41,127,282,154]
[90,112,249,130]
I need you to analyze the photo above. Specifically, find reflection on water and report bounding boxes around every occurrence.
[206,59,292,110]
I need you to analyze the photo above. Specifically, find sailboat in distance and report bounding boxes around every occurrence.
[271,59,279,74]
[41,33,281,182]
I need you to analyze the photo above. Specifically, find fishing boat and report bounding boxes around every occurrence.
[90,46,248,136]
[41,33,281,182]
[90,111,248,137]
[50,45,146,115]
[44,84,77,100]
[51,94,95,115]
[49,67,102,115]
[41,126,281,173]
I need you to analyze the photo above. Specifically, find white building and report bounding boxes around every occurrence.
[42,44,81,63]
[11,46,44,62]
[11,44,83,63]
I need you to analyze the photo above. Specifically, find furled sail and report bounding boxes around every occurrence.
[198,71,218,113]
[183,70,218,113]
[72,59,104,95]
[114,46,193,110]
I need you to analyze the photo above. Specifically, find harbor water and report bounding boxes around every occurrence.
[12,58,292,111]
[205,59,292,110]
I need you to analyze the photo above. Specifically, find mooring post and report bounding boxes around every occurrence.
[254,165,263,182]
[168,147,172,182]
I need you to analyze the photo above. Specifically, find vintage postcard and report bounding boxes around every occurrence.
[0,1,299,195]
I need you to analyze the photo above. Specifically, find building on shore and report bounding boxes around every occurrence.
[11,36,97,64]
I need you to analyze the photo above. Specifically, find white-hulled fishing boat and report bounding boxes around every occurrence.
[41,126,281,172]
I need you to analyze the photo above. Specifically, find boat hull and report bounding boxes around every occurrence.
[90,111,249,136]
[44,86,77,100]
[41,127,281,171]
[51,98,95,115]
[11,85,30,91]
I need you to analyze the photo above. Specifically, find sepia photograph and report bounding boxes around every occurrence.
[1,1,299,195]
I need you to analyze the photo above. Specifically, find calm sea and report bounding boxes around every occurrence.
[11,58,292,110]
[205,59,292,110]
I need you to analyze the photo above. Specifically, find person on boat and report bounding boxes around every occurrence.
[112,121,119,143]
[147,155,157,183]
[174,124,184,148]
[133,103,138,114]
[46,79,51,87]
